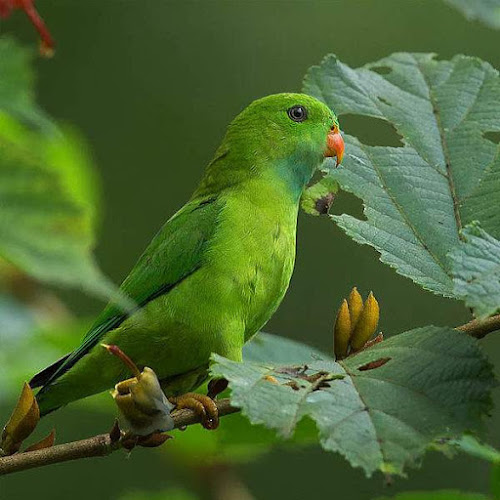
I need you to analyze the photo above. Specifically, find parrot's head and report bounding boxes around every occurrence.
[198,93,343,197]
[222,93,343,185]
[241,93,342,163]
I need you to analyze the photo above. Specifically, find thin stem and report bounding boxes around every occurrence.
[0,398,237,476]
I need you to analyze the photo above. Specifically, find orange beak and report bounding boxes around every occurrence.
[325,126,345,167]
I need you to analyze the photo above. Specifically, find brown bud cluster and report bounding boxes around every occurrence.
[333,287,381,360]
[0,382,55,455]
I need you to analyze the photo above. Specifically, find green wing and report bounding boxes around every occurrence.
[32,196,222,388]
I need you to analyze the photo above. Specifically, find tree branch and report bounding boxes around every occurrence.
[1,314,498,477]
[0,398,237,476]
[456,313,500,339]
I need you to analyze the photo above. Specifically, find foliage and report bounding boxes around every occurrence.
[0,38,116,300]
[450,224,500,318]
[212,326,495,476]
[0,314,88,402]
[303,53,500,302]
[445,0,500,29]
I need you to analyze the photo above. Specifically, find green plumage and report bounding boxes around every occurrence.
[33,93,339,415]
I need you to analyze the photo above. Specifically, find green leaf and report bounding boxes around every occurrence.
[0,317,89,401]
[454,434,500,464]
[445,0,500,29]
[0,38,51,129]
[212,326,495,476]
[374,491,490,500]
[300,173,339,216]
[0,38,118,300]
[450,225,500,318]
[491,463,500,499]
[303,53,500,298]
[243,331,328,363]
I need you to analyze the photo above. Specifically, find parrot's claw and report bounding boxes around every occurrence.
[169,393,219,430]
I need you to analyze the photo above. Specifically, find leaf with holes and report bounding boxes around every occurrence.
[450,224,500,318]
[444,0,500,29]
[212,326,495,476]
[0,38,119,300]
[304,53,500,299]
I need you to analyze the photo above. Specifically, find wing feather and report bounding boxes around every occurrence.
[32,196,221,389]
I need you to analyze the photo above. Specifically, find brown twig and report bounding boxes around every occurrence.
[456,313,500,339]
[0,398,237,476]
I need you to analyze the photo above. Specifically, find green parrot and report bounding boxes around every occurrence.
[30,93,344,425]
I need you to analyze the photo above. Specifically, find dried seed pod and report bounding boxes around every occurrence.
[334,299,351,359]
[350,292,380,351]
[347,287,363,329]
[1,383,40,455]
[104,344,175,436]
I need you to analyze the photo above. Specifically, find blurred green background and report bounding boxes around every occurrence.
[1,0,500,499]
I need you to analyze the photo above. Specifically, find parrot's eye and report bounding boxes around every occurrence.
[287,105,308,123]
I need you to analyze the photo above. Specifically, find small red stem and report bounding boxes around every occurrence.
[19,0,54,50]
[0,0,55,53]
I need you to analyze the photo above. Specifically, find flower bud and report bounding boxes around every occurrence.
[350,292,380,351]
[348,287,363,329]
[334,299,351,359]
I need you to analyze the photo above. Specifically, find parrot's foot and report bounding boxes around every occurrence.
[169,393,219,430]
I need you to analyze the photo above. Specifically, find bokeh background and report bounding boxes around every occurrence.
[1,1,500,499]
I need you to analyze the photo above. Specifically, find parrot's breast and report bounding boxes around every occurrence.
[208,177,299,341]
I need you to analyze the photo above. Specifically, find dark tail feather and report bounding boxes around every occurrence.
[29,353,70,388]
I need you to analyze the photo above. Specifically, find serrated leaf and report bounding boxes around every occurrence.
[450,225,500,318]
[0,38,118,300]
[445,0,500,29]
[303,53,500,298]
[212,327,495,476]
